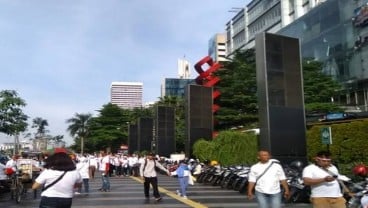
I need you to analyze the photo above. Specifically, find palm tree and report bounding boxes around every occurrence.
[66,113,92,154]
[32,117,49,151]
[32,117,48,136]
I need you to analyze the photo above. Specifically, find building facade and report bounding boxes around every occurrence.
[178,58,191,79]
[208,33,227,62]
[278,0,368,110]
[226,0,325,55]
[110,82,143,109]
[161,78,194,98]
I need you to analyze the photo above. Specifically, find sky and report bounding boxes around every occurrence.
[0,0,250,145]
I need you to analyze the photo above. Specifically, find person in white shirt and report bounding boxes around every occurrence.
[303,151,346,208]
[88,155,98,179]
[32,151,82,208]
[247,150,290,208]
[76,157,90,194]
[5,155,19,172]
[98,152,110,192]
[120,156,129,176]
[140,152,170,202]
[128,154,139,176]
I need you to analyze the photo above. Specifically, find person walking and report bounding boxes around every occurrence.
[98,152,110,192]
[247,150,290,208]
[302,151,346,208]
[32,150,82,208]
[88,155,98,180]
[171,160,190,199]
[76,157,90,194]
[139,152,170,202]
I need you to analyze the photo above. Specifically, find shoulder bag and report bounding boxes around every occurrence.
[256,160,279,183]
[42,171,67,192]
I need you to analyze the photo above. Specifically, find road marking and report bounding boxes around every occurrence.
[130,176,208,208]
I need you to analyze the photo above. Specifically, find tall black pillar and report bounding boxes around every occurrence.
[137,117,153,153]
[128,124,138,154]
[255,32,307,164]
[185,84,213,157]
[155,106,175,157]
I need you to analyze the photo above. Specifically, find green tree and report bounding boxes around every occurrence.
[303,60,342,113]
[88,103,130,153]
[215,49,258,130]
[0,90,28,154]
[32,117,49,137]
[66,113,92,154]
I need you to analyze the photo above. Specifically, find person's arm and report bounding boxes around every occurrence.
[303,176,335,186]
[32,181,42,190]
[247,182,255,200]
[280,179,290,199]
[139,160,145,179]
[155,162,170,175]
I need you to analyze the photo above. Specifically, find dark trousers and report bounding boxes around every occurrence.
[78,178,89,193]
[144,177,160,198]
[39,196,72,208]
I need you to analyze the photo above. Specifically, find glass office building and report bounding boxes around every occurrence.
[278,0,368,110]
[161,78,194,98]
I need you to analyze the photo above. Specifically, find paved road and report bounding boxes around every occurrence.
[0,174,312,208]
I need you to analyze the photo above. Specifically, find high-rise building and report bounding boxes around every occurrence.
[226,0,324,56]
[110,82,143,109]
[178,58,191,79]
[161,78,194,98]
[208,33,227,62]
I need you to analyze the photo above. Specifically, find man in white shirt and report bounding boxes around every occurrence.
[98,152,110,192]
[247,150,290,208]
[5,155,19,171]
[303,151,346,208]
[140,152,170,202]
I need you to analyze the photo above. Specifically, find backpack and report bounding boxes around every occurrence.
[142,159,157,172]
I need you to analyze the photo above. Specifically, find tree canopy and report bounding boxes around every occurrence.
[0,90,28,136]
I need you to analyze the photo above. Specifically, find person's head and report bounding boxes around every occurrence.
[44,152,76,171]
[147,152,155,160]
[257,150,271,163]
[314,151,332,168]
[12,155,19,160]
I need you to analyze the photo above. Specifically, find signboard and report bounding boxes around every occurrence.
[321,127,332,144]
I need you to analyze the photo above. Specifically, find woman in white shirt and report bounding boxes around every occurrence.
[32,151,82,208]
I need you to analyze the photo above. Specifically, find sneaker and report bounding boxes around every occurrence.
[182,196,188,199]
[155,197,162,202]
[176,190,181,196]
[74,192,81,195]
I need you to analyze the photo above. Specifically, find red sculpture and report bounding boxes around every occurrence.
[194,56,222,138]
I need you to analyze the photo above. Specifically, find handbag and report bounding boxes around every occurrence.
[42,171,67,192]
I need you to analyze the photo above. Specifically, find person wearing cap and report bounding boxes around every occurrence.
[139,152,170,202]
[32,152,82,208]
[302,151,346,208]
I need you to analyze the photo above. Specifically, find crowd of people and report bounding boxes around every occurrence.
[1,148,367,208]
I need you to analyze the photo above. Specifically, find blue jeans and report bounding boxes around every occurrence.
[78,178,89,193]
[255,190,282,208]
[101,174,110,190]
[178,176,189,196]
